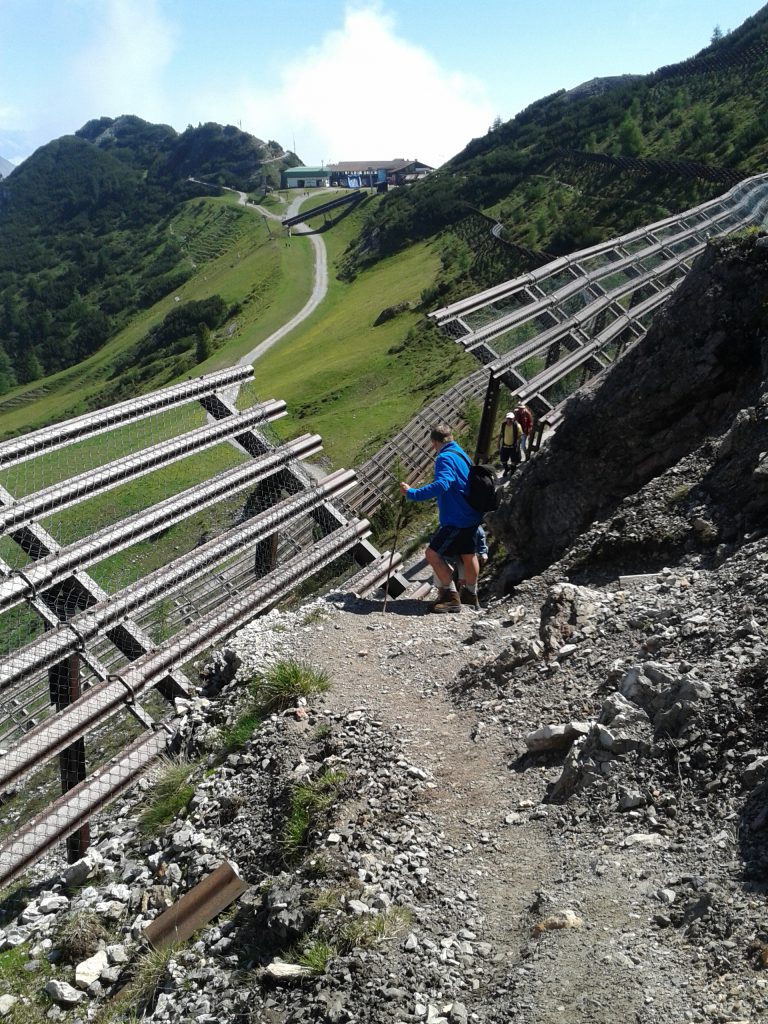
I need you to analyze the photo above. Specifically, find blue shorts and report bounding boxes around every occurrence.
[429,525,479,558]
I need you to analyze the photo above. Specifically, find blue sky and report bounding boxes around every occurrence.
[0,0,763,168]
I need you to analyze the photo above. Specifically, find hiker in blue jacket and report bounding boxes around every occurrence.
[400,423,481,613]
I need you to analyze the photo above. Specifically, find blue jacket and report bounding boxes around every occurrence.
[406,441,480,528]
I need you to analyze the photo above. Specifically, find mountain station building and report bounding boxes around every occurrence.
[283,166,330,189]
[282,159,433,189]
[327,159,433,188]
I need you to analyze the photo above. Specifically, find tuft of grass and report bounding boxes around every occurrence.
[281,769,347,859]
[250,658,331,712]
[337,906,414,952]
[218,710,262,754]
[138,757,197,837]
[310,886,346,912]
[287,905,414,977]
[117,942,184,1012]
[666,483,693,507]
[304,854,334,879]
[54,909,112,962]
[293,940,335,974]
[301,606,327,626]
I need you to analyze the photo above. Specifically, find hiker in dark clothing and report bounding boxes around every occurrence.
[498,412,522,475]
[400,424,481,613]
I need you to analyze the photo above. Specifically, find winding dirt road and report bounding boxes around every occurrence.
[189,180,331,367]
[235,190,329,366]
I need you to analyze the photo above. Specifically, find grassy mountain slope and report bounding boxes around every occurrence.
[238,198,470,467]
[0,117,298,390]
[0,192,312,437]
[344,4,768,296]
[3,5,768,464]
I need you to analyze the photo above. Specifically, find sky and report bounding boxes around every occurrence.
[0,0,764,170]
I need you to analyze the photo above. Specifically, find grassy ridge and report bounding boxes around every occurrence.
[239,193,474,466]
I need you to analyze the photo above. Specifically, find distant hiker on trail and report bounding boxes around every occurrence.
[498,412,522,476]
[513,403,534,461]
[400,424,481,614]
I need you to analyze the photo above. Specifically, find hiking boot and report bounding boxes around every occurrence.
[459,586,480,610]
[431,588,461,614]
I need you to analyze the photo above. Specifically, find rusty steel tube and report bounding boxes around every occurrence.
[0,366,254,470]
[0,400,287,537]
[0,730,168,888]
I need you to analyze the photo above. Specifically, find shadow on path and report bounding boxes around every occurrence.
[336,595,430,617]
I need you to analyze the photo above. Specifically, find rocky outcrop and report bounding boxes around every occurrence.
[493,235,768,585]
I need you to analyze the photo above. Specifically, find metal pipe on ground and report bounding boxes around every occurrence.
[144,861,249,950]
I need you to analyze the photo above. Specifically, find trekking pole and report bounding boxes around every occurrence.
[382,495,406,614]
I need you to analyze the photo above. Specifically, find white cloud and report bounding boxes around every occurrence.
[67,0,177,126]
[197,6,493,168]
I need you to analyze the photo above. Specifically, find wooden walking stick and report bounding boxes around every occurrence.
[382,495,406,614]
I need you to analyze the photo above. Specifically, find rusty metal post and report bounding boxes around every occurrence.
[49,654,89,862]
[474,377,502,465]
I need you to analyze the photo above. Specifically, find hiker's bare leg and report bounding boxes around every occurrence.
[460,553,479,587]
[426,546,454,587]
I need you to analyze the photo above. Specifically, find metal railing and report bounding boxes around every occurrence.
[0,367,385,883]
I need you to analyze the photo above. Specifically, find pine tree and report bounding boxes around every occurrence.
[0,344,17,395]
[195,323,212,363]
[618,114,644,157]
[16,346,43,384]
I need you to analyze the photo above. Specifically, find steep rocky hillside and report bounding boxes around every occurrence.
[492,231,768,587]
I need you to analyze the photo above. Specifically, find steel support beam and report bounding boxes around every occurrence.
[0,401,287,537]
[2,471,359,690]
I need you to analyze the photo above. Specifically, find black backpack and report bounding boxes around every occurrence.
[458,451,499,517]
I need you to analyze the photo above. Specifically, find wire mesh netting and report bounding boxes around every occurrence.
[0,352,498,885]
